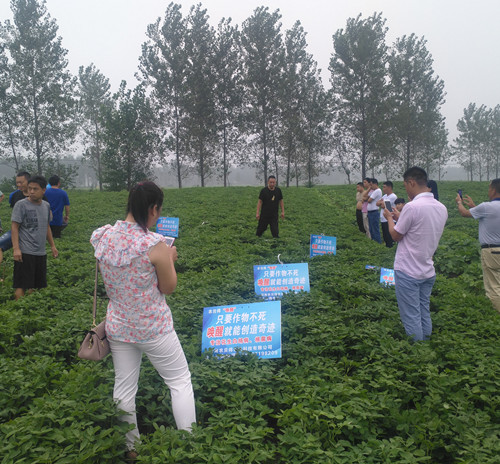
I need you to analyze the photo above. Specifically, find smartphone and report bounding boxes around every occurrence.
[164,236,175,247]
[384,200,393,212]
[458,189,463,199]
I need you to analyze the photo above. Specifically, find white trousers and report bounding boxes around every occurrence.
[109,330,196,450]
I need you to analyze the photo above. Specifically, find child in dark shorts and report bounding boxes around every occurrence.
[11,175,58,299]
[13,254,47,289]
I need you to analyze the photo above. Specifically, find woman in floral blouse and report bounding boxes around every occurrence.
[91,181,195,460]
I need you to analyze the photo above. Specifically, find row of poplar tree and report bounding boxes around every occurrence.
[0,0,498,190]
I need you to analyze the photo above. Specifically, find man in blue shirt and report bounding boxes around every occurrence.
[44,175,70,238]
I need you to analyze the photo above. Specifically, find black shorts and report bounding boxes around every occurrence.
[50,225,64,238]
[13,254,47,290]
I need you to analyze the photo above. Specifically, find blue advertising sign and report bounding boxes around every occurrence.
[365,265,380,270]
[310,234,337,257]
[156,217,179,237]
[380,267,395,286]
[254,263,310,300]
[202,301,281,359]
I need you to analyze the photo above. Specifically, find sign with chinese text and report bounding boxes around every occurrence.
[380,267,395,286]
[310,234,337,257]
[254,263,310,300]
[156,217,179,237]
[202,301,281,359]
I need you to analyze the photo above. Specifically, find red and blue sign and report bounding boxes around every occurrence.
[202,301,281,359]
[380,267,395,286]
[156,217,179,237]
[310,234,337,257]
[254,263,310,300]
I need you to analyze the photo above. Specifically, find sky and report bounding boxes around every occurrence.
[1,0,499,142]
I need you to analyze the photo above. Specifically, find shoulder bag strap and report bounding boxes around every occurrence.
[92,260,99,327]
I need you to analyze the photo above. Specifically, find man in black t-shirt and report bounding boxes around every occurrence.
[256,175,285,238]
[9,171,31,208]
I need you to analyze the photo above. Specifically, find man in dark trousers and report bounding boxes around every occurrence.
[256,175,285,238]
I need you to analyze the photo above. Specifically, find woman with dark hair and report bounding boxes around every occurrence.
[90,181,195,461]
[427,180,439,200]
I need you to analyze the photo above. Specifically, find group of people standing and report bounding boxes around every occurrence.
[356,178,406,247]
[0,171,70,298]
[1,169,497,461]
[355,167,500,344]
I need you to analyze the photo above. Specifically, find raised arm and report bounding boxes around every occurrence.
[456,194,473,218]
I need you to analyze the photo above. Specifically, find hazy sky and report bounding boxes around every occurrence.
[1,0,499,141]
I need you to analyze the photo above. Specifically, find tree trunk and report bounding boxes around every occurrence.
[295,154,299,187]
[223,123,228,187]
[94,120,103,191]
[262,115,268,185]
[7,119,20,171]
[200,143,205,187]
[175,106,182,189]
[33,95,42,174]
[406,136,411,170]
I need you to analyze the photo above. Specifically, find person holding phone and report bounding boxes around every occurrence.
[365,178,382,243]
[456,179,500,314]
[376,181,397,248]
[90,181,195,460]
[383,167,447,341]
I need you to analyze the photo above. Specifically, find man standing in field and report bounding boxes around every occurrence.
[0,171,33,265]
[361,178,372,239]
[456,179,500,313]
[256,175,284,238]
[355,182,365,233]
[11,175,58,300]
[365,178,382,243]
[45,175,70,238]
[10,171,31,207]
[383,167,447,341]
[377,181,397,248]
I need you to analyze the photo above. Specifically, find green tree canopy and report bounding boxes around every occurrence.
[1,0,77,174]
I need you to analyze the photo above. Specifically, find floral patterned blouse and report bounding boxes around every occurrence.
[90,220,173,343]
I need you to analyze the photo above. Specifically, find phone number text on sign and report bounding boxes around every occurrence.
[201,301,281,359]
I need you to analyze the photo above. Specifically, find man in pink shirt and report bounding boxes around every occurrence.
[383,167,447,341]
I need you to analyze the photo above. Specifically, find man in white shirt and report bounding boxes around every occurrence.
[456,179,500,313]
[377,181,397,248]
[366,178,382,243]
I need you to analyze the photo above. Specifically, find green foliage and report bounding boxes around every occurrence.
[0,182,499,463]
[330,13,390,179]
[454,103,500,181]
[1,0,77,174]
[101,83,158,191]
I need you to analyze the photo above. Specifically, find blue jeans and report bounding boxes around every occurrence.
[395,270,436,341]
[367,210,381,243]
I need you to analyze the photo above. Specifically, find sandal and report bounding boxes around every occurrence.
[125,450,138,462]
